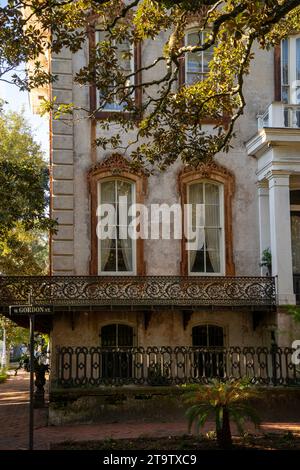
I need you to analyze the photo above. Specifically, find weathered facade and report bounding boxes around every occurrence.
[1,24,300,400]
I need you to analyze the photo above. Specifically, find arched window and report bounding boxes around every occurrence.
[178,163,235,276]
[98,178,135,274]
[101,324,134,348]
[100,324,134,380]
[88,154,147,275]
[187,181,225,275]
[192,324,225,378]
[185,29,213,85]
[192,324,224,348]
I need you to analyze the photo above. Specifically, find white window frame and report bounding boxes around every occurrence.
[281,34,300,104]
[187,180,225,276]
[97,178,136,275]
[95,30,135,112]
[185,29,212,85]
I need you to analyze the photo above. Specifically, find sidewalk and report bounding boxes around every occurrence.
[1,372,300,450]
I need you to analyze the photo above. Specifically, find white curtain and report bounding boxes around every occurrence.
[205,184,220,273]
[120,238,132,271]
[100,238,114,271]
[189,183,204,271]
[118,180,133,272]
[100,181,115,271]
[188,182,221,273]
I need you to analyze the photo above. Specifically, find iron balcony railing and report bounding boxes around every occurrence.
[56,346,300,387]
[0,275,276,309]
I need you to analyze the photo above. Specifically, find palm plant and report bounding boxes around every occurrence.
[183,379,261,448]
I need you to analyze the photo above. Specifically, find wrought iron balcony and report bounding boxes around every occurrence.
[56,345,300,387]
[0,275,276,310]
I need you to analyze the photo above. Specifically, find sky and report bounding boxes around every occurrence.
[0,71,49,157]
[0,0,49,157]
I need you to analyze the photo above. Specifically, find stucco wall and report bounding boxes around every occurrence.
[50,309,275,378]
[47,35,288,361]
[50,36,275,277]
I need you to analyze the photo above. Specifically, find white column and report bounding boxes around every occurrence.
[257,182,270,275]
[268,172,295,304]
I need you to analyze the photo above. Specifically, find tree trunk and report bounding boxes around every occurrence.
[217,407,232,448]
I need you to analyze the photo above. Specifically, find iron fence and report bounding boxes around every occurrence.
[56,346,300,387]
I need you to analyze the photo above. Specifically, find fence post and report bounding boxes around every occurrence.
[271,342,278,386]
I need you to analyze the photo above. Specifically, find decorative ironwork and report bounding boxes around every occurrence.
[56,345,300,387]
[0,276,276,308]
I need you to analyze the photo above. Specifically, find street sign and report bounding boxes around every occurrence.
[9,305,53,315]
[9,300,54,450]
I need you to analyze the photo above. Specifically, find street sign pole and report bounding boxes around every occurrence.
[27,288,35,451]
[9,298,53,451]
[29,312,35,451]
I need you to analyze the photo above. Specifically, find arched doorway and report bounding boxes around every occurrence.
[100,324,134,380]
[192,325,225,378]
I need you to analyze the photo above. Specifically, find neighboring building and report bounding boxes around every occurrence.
[1,21,300,400]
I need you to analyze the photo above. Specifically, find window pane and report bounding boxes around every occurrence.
[117,239,133,272]
[281,39,289,86]
[203,50,213,73]
[192,325,224,347]
[297,38,300,81]
[188,182,222,274]
[192,325,208,347]
[190,183,204,226]
[205,184,220,226]
[205,228,220,251]
[117,325,134,347]
[101,324,117,347]
[205,204,220,227]
[189,182,203,203]
[205,228,220,273]
[191,205,205,228]
[117,180,132,203]
[205,183,219,205]
[97,32,134,111]
[190,248,205,273]
[282,87,289,105]
[296,87,300,105]
[187,32,200,46]
[187,52,202,73]
[101,180,115,203]
[290,190,300,205]
[206,251,220,273]
[208,326,224,347]
[117,40,132,73]
[186,31,212,84]
[101,238,117,272]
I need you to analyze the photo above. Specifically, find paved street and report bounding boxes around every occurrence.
[1,372,300,450]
